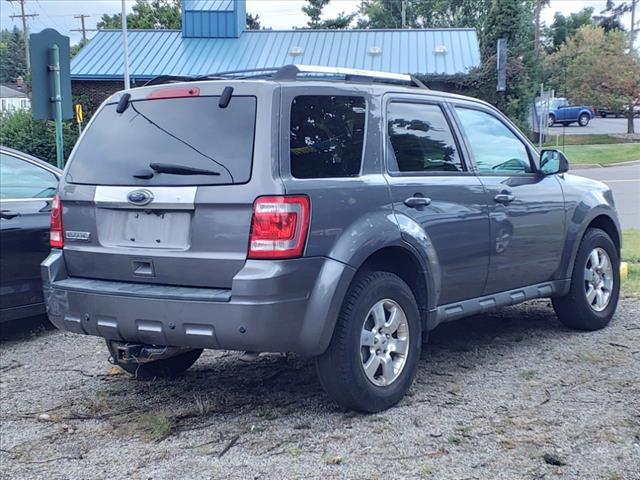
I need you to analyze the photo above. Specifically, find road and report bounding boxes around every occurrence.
[1,300,638,479]
[548,117,639,136]
[575,164,640,229]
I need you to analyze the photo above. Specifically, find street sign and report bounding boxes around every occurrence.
[496,38,507,92]
[30,29,72,168]
[30,29,72,120]
[75,104,83,123]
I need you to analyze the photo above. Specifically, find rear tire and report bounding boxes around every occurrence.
[552,228,619,331]
[547,114,556,127]
[107,342,203,379]
[316,271,421,412]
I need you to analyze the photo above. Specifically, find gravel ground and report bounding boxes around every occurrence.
[1,299,639,480]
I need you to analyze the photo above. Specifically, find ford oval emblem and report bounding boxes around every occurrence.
[127,189,154,206]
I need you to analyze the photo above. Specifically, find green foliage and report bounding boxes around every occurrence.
[546,25,640,129]
[0,110,79,166]
[594,0,631,33]
[0,27,27,83]
[414,0,492,28]
[246,13,262,30]
[545,8,595,52]
[357,0,418,28]
[97,0,265,30]
[357,0,491,29]
[98,0,182,29]
[302,0,355,29]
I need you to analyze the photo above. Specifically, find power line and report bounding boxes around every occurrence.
[71,14,97,43]
[8,0,39,71]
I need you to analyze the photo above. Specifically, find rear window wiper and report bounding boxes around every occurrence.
[149,162,220,176]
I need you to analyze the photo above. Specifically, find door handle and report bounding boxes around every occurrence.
[404,196,432,208]
[0,210,20,220]
[494,193,515,205]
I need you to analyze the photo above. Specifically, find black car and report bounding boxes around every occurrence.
[0,146,61,323]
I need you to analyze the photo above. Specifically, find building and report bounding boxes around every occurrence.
[0,84,30,113]
[71,0,481,109]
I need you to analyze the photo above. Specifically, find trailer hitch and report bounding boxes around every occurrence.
[108,341,192,365]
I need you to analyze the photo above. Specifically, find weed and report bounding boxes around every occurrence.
[136,412,175,442]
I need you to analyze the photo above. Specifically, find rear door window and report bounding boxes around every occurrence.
[66,96,256,186]
[290,95,366,178]
[387,102,464,173]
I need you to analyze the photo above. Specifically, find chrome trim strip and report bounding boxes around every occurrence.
[94,185,197,210]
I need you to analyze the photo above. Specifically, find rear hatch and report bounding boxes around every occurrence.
[60,82,279,289]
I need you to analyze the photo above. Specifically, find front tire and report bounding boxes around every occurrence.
[316,271,421,412]
[578,113,590,126]
[107,342,203,379]
[552,228,619,331]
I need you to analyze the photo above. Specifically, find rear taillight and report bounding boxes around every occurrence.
[248,195,310,259]
[50,193,64,248]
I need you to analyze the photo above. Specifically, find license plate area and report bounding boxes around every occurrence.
[97,209,191,249]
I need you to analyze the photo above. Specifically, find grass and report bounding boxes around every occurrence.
[559,143,640,166]
[622,229,640,298]
[622,229,640,263]
[542,134,634,146]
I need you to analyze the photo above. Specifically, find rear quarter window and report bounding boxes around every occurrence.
[290,95,366,178]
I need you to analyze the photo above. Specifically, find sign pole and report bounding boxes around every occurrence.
[49,44,64,169]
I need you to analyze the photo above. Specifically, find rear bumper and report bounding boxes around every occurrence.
[42,250,355,356]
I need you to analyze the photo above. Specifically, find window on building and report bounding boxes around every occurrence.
[387,102,463,173]
[290,95,366,178]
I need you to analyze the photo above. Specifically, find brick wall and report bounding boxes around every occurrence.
[72,80,143,116]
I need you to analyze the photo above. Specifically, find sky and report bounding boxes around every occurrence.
[0,0,635,45]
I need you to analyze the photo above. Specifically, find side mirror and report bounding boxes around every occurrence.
[539,149,569,175]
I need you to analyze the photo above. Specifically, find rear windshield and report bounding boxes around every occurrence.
[66,95,256,186]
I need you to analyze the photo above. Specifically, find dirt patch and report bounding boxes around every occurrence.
[1,300,639,479]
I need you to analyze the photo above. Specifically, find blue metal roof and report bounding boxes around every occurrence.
[183,0,234,12]
[71,28,481,81]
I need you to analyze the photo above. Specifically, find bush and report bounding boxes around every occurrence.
[0,110,79,166]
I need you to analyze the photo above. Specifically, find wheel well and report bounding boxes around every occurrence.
[358,247,428,312]
[587,215,620,253]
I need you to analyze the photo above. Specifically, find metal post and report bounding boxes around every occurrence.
[49,45,64,169]
[538,83,544,150]
[122,0,130,89]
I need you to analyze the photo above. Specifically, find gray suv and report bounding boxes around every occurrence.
[42,65,621,412]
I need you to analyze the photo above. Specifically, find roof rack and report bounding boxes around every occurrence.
[142,65,427,88]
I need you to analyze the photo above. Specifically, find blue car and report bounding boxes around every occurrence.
[548,98,594,127]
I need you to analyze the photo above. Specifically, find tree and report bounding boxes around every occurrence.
[357,0,418,29]
[301,0,355,29]
[97,1,265,31]
[594,0,631,32]
[358,0,491,29]
[413,0,492,29]
[0,110,79,165]
[545,8,595,52]
[533,0,550,51]
[97,0,182,29]
[0,27,27,83]
[246,13,261,30]
[477,0,538,126]
[546,26,640,133]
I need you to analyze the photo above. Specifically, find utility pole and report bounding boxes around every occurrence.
[631,0,638,49]
[122,0,130,89]
[71,14,97,44]
[8,0,39,72]
[401,0,407,29]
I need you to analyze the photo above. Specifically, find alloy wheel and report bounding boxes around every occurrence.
[360,299,409,386]
[584,247,614,312]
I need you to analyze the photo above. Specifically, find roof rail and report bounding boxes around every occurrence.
[198,64,428,88]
